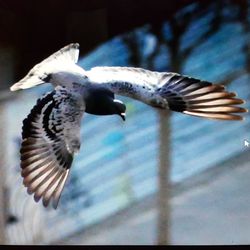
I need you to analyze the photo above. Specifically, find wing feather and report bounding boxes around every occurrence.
[86,67,248,120]
[20,86,85,208]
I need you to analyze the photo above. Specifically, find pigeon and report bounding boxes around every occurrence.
[10,43,248,209]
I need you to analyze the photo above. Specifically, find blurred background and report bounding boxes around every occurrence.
[0,0,250,245]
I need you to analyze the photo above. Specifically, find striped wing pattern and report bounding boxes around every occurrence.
[157,73,247,120]
[20,87,84,208]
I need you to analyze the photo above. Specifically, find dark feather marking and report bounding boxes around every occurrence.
[42,101,58,140]
[22,91,56,140]
[173,79,209,92]
[164,74,184,88]
[21,150,51,162]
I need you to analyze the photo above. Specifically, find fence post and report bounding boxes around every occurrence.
[156,110,171,245]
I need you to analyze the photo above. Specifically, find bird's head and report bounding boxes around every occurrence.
[84,86,126,121]
[113,99,126,121]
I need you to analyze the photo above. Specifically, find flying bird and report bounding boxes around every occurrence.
[10,43,248,209]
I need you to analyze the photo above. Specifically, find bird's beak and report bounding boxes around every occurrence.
[120,112,126,121]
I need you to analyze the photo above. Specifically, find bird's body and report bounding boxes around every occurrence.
[10,43,248,209]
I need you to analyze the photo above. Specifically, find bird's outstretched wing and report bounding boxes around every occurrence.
[20,86,85,209]
[10,43,80,91]
[87,67,248,120]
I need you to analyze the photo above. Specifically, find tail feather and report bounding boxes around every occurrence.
[10,43,80,91]
[10,75,45,91]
